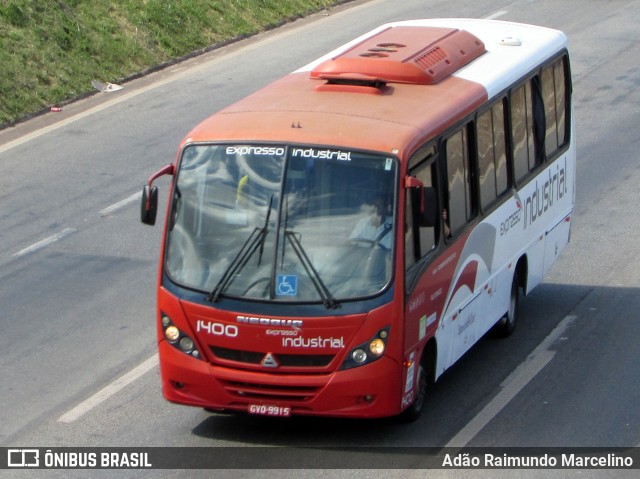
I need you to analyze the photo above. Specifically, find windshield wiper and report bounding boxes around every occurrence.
[207,197,272,302]
[284,230,340,309]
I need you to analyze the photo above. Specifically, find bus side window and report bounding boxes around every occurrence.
[541,65,558,154]
[445,125,475,234]
[511,81,536,183]
[555,57,569,147]
[541,56,569,158]
[477,99,509,210]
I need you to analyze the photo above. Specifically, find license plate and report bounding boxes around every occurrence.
[248,404,292,417]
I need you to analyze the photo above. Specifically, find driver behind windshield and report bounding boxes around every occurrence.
[349,196,393,249]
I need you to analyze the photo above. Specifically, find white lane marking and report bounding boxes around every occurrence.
[99,191,142,217]
[12,228,76,257]
[445,314,577,448]
[485,10,508,20]
[11,192,139,259]
[58,353,159,424]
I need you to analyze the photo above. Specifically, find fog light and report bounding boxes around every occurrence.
[369,338,385,356]
[179,336,194,352]
[352,349,367,364]
[165,325,180,342]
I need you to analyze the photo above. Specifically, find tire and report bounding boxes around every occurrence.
[398,364,428,423]
[495,272,520,337]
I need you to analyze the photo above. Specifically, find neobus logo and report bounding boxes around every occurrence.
[236,315,303,328]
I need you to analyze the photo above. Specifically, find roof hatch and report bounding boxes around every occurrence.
[311,26,486,85]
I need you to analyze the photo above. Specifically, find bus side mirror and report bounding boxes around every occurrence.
[405,176,438,227]
[141,185,158,225]
[140,163,175,226]
[420,187,437,227]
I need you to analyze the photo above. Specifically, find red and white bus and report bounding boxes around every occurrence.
[141,18,574,420]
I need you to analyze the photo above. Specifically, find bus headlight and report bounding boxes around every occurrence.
[179,336,195,353]
[161,312,202,360]
[352,349,367,364]
[341,327,390,370]
[369,338,385,356]
[165,325,180,342]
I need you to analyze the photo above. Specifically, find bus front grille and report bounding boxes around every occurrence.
[210,346,334,368]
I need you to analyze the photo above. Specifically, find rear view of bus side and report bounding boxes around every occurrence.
[141,18,575,420]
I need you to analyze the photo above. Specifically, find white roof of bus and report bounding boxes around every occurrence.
[297,18,568,100]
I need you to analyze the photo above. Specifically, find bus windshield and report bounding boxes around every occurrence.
[165,144,397,304]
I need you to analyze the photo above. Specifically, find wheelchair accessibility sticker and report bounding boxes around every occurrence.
[276,275,298,296]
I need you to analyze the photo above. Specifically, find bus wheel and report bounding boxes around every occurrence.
[399,364,428,422]
[495,273,520,337]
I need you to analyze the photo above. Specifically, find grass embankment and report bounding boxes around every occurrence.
[0,0,346,128]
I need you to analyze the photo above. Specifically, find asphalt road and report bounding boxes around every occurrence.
[1,0,639,477]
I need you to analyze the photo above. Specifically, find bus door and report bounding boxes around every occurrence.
[403,148,443,393]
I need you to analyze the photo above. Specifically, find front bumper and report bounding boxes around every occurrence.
[158,340,402,418]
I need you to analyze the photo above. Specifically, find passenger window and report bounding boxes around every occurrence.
[477,100,508,209]
[541,65,558,153]
[541,57,569,158]
[554,59,568,146]
[445,126,473,234]
[477,109,496,208]
[511,82,536,183]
